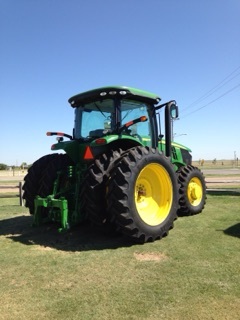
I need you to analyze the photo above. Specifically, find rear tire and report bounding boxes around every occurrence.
[83,149,122,230]
[37,154,80,224]
[23,154,60,214]
[177,165,206,216]
[106,146,179,243]
[38,154,74,197]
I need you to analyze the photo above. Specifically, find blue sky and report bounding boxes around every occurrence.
[1,0,240,165]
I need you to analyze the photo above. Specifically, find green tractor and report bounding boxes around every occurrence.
[23,86,206,243]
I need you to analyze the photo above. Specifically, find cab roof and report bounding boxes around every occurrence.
[68,86,161,107]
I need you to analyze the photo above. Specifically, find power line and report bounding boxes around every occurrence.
[181,83,240,118]
[181,65,240,113]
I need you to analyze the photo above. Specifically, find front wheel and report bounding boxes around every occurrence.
[106,146,179,243]
[177,165,206,216]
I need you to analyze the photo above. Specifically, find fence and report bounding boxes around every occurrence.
[0,182,24,206]
[19,182,24,206]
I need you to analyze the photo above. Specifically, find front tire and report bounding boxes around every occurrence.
[106,146,179,243]
[177,165,206,216]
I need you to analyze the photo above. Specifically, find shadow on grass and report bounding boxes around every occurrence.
[223,223,240,239]
[0,215,135,251]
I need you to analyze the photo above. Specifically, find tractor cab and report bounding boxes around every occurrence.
[49,86,191,166]
[69,86,187,163]
[73,97,149,141]
[69,86,160,147]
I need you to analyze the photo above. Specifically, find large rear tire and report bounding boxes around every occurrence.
[106,146,179,243]
[23,154,60,214]
[38,154,74,197]
[37,154,81,224]
[83,149,122,230]
[177,165,206,216]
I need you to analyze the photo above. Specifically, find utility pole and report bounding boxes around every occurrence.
[171,118,180,141]
[234,151,237,167]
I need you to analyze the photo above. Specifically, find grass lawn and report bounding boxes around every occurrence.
[0,195,239,320]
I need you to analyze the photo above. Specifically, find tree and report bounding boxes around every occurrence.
[21,162,27,169]
[0,163,8,170]
[212,158,217,165]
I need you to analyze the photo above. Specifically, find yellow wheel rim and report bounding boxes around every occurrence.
[135,163,173,226]
[187,177,203,206]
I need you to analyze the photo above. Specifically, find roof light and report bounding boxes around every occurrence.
[119,90,127,95]
[100,92,107,96]
[109,91,117,95]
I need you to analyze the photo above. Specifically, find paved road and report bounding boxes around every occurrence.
[201,168,240,175]
[201,168,240,188]
[0,175,25,181]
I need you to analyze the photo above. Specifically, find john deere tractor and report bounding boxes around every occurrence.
[23,86,206,243]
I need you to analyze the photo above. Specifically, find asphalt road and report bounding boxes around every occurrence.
[201,168,240,175]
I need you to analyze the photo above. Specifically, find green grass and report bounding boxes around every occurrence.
[0,195,239,320]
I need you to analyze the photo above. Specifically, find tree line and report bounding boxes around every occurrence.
[0,162,29,170]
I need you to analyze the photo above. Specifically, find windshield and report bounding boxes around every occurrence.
[121,100,150,138]
[74,98,152,143]
[74,99,114,139]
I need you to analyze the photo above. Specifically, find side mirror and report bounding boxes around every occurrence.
[169,102,179,119]
[164,101,178,158]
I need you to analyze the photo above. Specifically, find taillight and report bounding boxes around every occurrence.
[95,138,107,145]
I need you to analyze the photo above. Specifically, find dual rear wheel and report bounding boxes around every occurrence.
[85,146,179,243]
